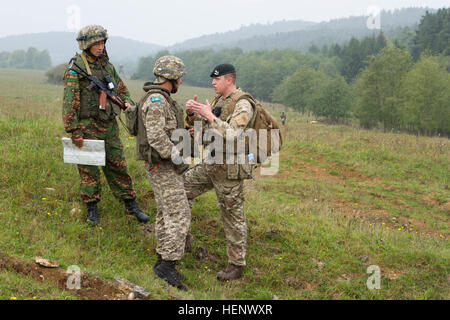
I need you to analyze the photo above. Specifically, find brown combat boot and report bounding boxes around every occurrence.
[217,264,244,282]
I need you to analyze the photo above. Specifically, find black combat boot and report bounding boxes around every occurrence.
[124,199,150,223]
[154,253,163,273]
[87,201,99,226]
[154,254,186,281]
[155,260,188,291]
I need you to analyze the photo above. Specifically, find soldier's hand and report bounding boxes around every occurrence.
[72,137,84,149]
[124,102,131,112]
[72,131,84,149]
[188,100,214,123]
[173,163,190,175]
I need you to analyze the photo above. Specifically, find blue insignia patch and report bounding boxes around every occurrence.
[151,96,162,103]
[69,70,77,74]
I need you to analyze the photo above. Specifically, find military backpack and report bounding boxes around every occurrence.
[211,91,283,164]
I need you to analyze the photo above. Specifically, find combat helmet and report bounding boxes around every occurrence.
[153,56,186,84]
[77,25,109,51]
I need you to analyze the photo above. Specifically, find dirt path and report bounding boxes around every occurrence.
[273,151,448,237]
[0,251,149,300]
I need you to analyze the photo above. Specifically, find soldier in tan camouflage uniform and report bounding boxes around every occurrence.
[63,25,149,226]
[136,56,191,291]
[185,64,255,282]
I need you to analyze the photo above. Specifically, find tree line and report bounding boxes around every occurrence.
[116,8,450,137]
[0,47,52,70]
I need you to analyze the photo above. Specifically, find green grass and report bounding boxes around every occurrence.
[0,269,78,300]
[0,69,448,300]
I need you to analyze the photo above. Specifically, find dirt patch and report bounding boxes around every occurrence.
[265,150,447,238]
[380,266,402,280]
[0,251,149,300]
[304,163,342,184]
[421,196,450,212]
[441,202,450,212]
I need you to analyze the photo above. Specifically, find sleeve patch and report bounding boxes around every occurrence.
[151,96,162,103]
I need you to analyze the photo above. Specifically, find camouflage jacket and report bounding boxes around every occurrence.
[140,88,184,161]
[187,88,254,142]
[62,52,132,137]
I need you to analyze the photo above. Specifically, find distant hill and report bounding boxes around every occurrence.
[0,7,438,70]
[0,32,163,67]
[169,7,435,52]
[169,20,316,51]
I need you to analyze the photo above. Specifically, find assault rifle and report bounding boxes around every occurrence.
[68,60,127,111]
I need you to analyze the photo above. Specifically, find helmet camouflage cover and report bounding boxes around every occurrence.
[77,25,109,51]
[153,55,186,83]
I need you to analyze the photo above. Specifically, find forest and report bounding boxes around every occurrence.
[133,9,449,136]
[0,47,52,70]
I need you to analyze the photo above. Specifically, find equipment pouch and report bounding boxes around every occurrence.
[227,163,254,180]
[125,104,138,136]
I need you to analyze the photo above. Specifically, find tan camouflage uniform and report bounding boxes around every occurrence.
[142,91,191,262]
[184,89,253,267]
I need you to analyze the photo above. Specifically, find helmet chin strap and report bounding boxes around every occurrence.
[170,80,178,94]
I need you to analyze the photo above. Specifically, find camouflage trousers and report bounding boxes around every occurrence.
[146,160,191,261]
[183,163,247,267]
[77,118,136,204]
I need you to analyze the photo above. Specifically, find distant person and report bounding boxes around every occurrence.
[184,64,256,282]
[281,111,287,126]
[62,25,149,226]
[135,56,191,291]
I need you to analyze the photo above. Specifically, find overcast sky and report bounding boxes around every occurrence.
[0,0,448,46]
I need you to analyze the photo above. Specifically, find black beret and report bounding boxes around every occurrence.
[210,64,236,77]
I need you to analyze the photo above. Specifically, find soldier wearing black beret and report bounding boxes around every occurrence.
[184,64,255,282]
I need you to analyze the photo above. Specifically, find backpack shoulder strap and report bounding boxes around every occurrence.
[228,91,256,113]
[139,85,174,109]
[228,91,258,128]
[210,94,222,109]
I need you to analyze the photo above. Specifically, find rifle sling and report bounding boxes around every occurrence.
[81,52,93,76]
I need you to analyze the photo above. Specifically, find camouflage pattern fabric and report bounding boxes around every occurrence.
[153,56,186,82]
[63,53,131,131]
[186,89,254,145]
[63,51,135,204]
[141,93,178,160]
[77,25,109,51]
[77,119,137,203]
[184,163,247,267]
[147,161,191,261]
[183,89,254,267]
[141,90,191,261]
[209,90,254,137]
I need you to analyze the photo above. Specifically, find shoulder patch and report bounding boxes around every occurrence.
[69,70,77,74]
[151,96,162,103]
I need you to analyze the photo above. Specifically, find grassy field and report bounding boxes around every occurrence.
[0,69,448,300]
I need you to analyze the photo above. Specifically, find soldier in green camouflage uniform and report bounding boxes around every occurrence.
[63,25,149,225]
[185,64,254,282]
[136,56,190,291]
